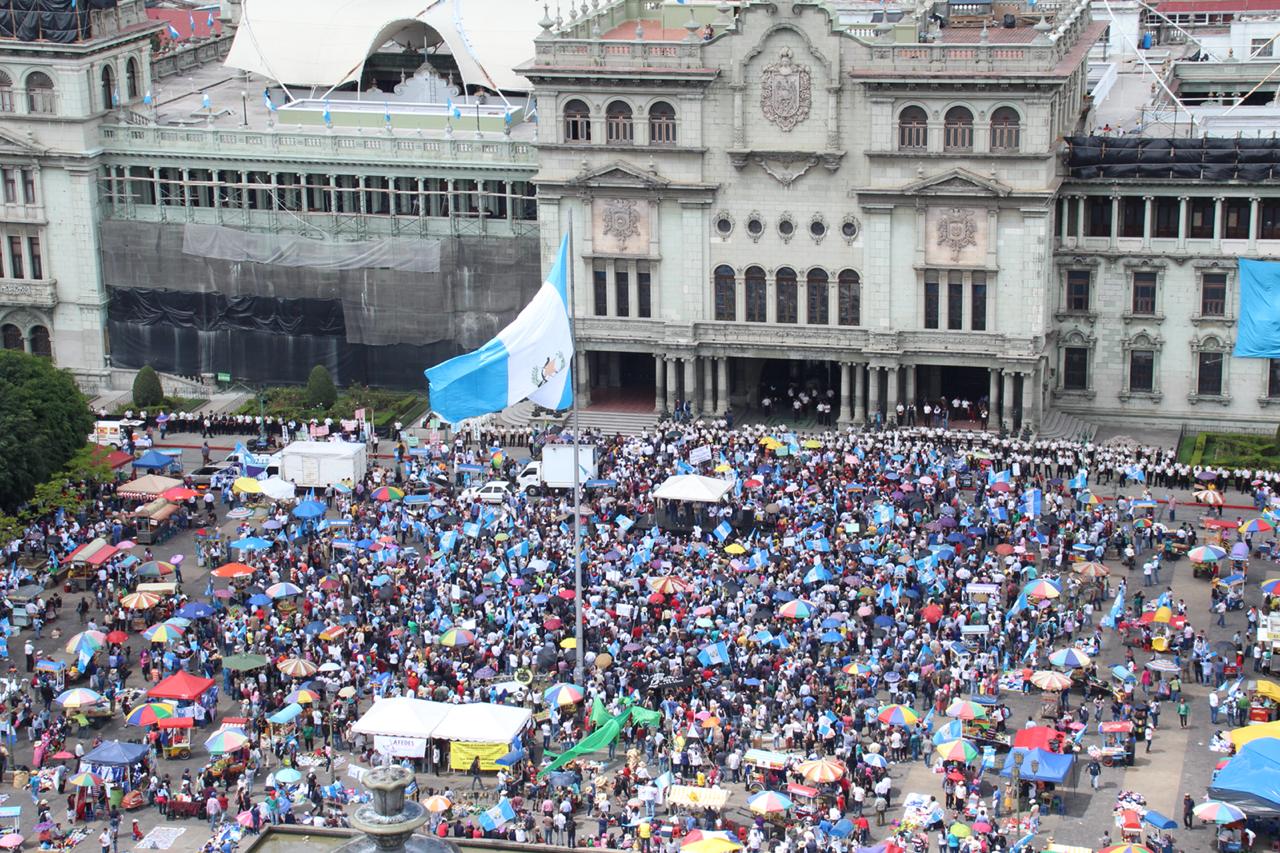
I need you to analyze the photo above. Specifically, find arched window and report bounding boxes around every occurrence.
[126,57,140,101]
[1,324,21,351]
[776,267,797,324]
[26,71,55,114]
[745,266,766,323]
[648,101,676,145]
[944,106,974,152]
[898,106,927,151]
[100,65,116,111]
[990,106,1020,152]
[563,99,591,142]
[28,325,50,359]
[713,265,736,321]
[605,101,633,144]
[837,270,860,326]
[0,72,12,113]
[806,269,829,325]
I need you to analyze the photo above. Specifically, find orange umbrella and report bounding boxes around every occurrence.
[796,757,846,783]
[212,562,255,579]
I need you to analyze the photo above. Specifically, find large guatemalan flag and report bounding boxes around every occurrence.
[425,235,574,423]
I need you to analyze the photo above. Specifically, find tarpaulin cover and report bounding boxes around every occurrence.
[132,449,175,470]
[1064,135,1280,180]
[182,224,440,273]
[998,748,1074,783]
[81,740,148,767]
[0,0,115,43]
[1209,737,1280,815]
[1235,259,1280,358]
[147,671,215,701]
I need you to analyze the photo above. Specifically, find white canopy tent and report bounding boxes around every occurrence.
[224,0,545,93]
[350,696,450,739]
[259,477,296,502]
[351,696,531,743]
[652,474,734,504]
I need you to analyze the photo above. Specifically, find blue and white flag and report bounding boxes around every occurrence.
[1124,465,1146,483]
[263,89,276,112]
[207,11,216,28]
[426,234,573,423]
[201,92,211,110]
[616,515,634,532]
[1068,470,1088,490]
[988,469,1012,485]
[478,798,517,831]
[1022,488,1042,518]
[712,520,732,541]
[696,641,730,667]
[322,100,332,125]
[437,530,458,552]
[143,90,153,106]
[188,11,196,34]
[167,23,181,40]
[1005,590,1028,621]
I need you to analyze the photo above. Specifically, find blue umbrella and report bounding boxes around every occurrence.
[820,617,842,629]
[355,538,376,550]
[303,621,325,636]
[176,602,215,619]
[293,500,326,519]
[820,631,843,644]
[248,594,272,606]
[873,615,895,628]
[771,590,796,602]
[830,819,855,839]
[230,537,271,551]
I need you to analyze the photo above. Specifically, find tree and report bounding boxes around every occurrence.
[0,350,94,512]
[306,364,337,409]
[132,365,164,408]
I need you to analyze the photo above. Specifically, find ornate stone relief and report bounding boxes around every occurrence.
[760,47,811,132]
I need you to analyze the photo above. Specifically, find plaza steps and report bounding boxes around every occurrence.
[1038,408,1098,442]
[496,400,659,436]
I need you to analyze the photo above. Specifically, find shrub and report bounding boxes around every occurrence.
[305,365,337,409]
[132,365,164,408]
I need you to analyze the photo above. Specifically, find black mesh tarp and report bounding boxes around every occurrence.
[0,0,115,43]
[1065,135,1280,179]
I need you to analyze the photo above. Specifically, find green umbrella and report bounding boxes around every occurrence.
[221,653,269,672]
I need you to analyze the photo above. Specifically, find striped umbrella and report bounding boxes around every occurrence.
[862,753,888,769]
[370,486,405,502]
[777,599,814,619]
[64,630,106,655]
[120,591,160,610]
[1192,801,1246,824]
[543,683,585,706]
[423,795,452,813]
[1241,518,1274,535]
[945,699,988,721]
[1074,561,1110,578]
[876,704,920,727]
[1189,545,1227,563]
[1195,489,1225,506]
[647,576,693,595]
[285,688,322,705]
[1099,846,1154,853]
[67,772,104,788]
[841,662,873,676]
[141,622,185,643]
[1262,578,1280,596]
[1022,578,1062,599]
[276,658,318,678]
[125,702,177,727]
[795,757,847,783]
[318,625,347,641]
[266,582,302,599]
[746,791,794,814]
[204,729,250,753]
[1048,648,1091,668]
[55,688,102,709]
[438,628,476,647]
[136,560,175,578]
[1030,670,1073,691]
[934,738,979,764]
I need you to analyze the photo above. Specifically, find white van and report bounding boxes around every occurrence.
[88,419,143,449]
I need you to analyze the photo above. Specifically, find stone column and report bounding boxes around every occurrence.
[702,357,715,415]
[1030,365,1044,434]
[716,357,729,415]
[988,368,1000,430]
[654,354,666,414]
[575,350,592,408]
[665,358,678,413]
[1074,195,1086,242]
[1213,196,1224,244]
[886,365,900,423]
[853,363,866,425]
[906,364,917,405]
[1250,196,1261,251]
[838,362,853,424]
[867,366,881,421]
[1001,370,1015,431]
[683,358,697,415]
[1177,196,1189,250]
[1142,195,1153,247]
[1109,195,1120,250]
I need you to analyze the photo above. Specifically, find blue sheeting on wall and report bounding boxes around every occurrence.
[1235,258,1280,359]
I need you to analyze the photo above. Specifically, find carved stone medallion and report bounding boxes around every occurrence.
[935,207,978,262]
[760,47,811,132]
[600,199,640,250]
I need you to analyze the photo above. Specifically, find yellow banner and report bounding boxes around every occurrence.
[449,741,511,771]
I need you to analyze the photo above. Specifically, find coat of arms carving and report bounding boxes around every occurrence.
[601,198,640,250]
[760,47,811,132]
[936,207,978,262]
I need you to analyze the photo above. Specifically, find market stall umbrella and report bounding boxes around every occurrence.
[212,562,255,578]
[232,477,263,494]
[64,630,106,655]
[318,625,347,641]
[0,835,21,849]
[746,791,793,814]
[778,599,814,619]
[161,486,199,502]
[1099,846,1154,853]
[292,500,326,519]
[945,699,988,721]
[230,537,271,551]
[935,739,979,764]
[274,768,303,785]
[876,704,920,726]
[125,702,177,727]
[67,772,104,788]
[120,591,160,610]
[204,729,249,753]
[423,795,452,813]
[55,688,102,709]
[277,658,318,678]
[370,486,405,502]
[176,602,215,619]
[681,837,742,853]
[1189,544,1227,563]
[795,757,846,783]
[1262,578,1280,596]
[105,630,129,644]
[438,628,475,647]
[647,576,693,595]
[1074,561,1110,578]
[136,560,176,578]
[1195,489,1225,506]
[1023,578,1061,599]
[1048,648,1091,668]
[1241,518,1274,535]
[1030,670,1072,691]
[225,507,253,520]
[141,622,185,643]
[266,582,303,599]
[285,688,321,705]
[1193,801,1246,824]
[544,683,585,706]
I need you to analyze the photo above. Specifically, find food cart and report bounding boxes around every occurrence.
[1248,679,1280,723]
[1258,614,1280,674]
[34,659,66,689]
[1097,720,1136,766]
[1214,573,1246,612]
[133,499,179,546]
[158,717,192,759]
[742,748,795,793]
[64,539,118,592]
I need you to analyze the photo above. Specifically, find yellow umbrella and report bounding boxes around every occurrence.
[714,463,732,473]
[1152,606,1173,623]
[233,477,263,494]
[1229,718,1280,747]
[801,439,823,449]
[724,544,747,555]
[682,840,742,853]
[560,638,577,649]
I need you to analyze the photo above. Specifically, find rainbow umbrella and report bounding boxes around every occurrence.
[544,683,585,706]
[1048,648,1091,668]
[842,662,873,676]
[682,837,742,853]
[876,704,920,727]
[64,630,106,655]
[945,699,988,721]
[277,658,317,678]
[935,739,979,764]
[1030,670,1072,691]
[370,486,405,502]
[1192,801,1246,824]
[204,729,249,753]
[1022,578,1061,599]
[125,702,177,727]
[266,582,302,599]
[778,599,814,619]
[1099,846,1154,853]
[1188,545,1227,563]
[747,791,794,814]
[67,772,104,788]
[796,757,846,783]
[647,576,693,595]
[136,560,175,578]
[1241,518,1274,535]
[1261,578,1280,596]
[55,688,102,709]
[285,688,321,705]
[141,622,185,643]
[438,628,476,647]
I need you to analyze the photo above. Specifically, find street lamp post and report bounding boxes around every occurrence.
[240,90,248,127]
[1011,749,1025,831]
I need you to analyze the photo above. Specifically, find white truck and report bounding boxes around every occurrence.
[516,444,598,494]
[279,440,368,489]
[88,419,144,449]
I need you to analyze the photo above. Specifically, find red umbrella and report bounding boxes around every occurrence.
[648,593,665,605]
[557,589,575,600]
[544,617,563,630]
[989,482,1012,493]
[994,543,1015,556]
[920,604,944,624]
[105,630,129,644]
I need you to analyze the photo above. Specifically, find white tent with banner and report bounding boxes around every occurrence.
[351,697,531,768]
[652,475,733,503]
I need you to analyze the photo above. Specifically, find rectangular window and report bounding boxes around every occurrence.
[1201,273,1227,317]
[20,170,35,205]
[947,272,964,331]
[1189,198,1214,238]
[592,264,607,316]
[837,273,860,326]
[1153,197,1179,238]
[1065,197,1079,238]
[924,270,940,329]
[27,237,40,279]
[745,269,766,323]
[1270,359,1280,398]
[614,264,629,318]
[971,272,987,331]
[1252,36,1274,57]
[776,270,797,324]
[1086,197,1112,238]
[7,236,22,279]
[1129,349,1154,392]
[1260,200,1280,240]
[1131,271,1157,315]
[637,262,651,318]
[1224,198,1251,239]
[1198,351,1224,396]
[1063,347,1089,391]
[1066,270,1091,313]
[1,169,14,204]
[1120,197,1145,238]
[806,276,829,325]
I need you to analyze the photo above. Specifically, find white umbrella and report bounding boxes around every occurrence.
[260,477,297,502]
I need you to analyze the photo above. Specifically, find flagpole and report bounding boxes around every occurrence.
[570,209,585,686]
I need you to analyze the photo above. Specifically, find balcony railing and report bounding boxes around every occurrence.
[0,278,56,309]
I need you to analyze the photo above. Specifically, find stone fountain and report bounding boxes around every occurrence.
[336,766,459,853]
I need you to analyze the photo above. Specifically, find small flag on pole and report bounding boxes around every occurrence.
[167,23,181,40]
[262,89,275,111]
[322,100,332,126]
[143,90,152,106]
[201,92,211,111]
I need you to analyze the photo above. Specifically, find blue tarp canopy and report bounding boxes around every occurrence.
[1142,810,1177,830]
[83,740,149,766]
[133,450,176,470]
[1209,737,1280,816]
[268,702,304,724]
[999,748,1074,784]
[1236,258,1280,358]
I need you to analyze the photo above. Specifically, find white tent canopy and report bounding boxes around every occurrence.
[351,696,531,743]
[259,477,296,502]
[350,696,450,740]
[652,474,734,504]
[225,0,544,92]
